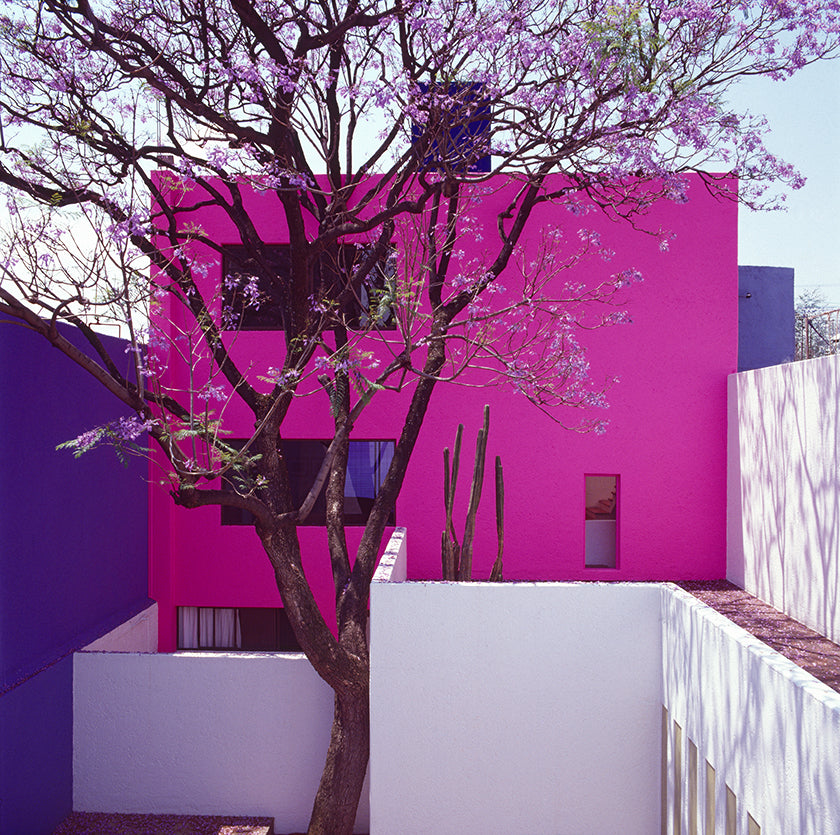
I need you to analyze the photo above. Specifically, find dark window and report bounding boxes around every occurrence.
[177,606,302,652]
[221,438,395,527]
[410,82,491,173]
[221,243,397,331]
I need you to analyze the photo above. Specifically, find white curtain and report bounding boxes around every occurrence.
[214,608,242,648]
[198,608,215,647]
[178,606,242,649]
[177,607,199,649]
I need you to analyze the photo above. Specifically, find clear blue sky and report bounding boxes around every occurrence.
[731,57,840,308]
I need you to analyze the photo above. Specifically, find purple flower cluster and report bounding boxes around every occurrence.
[59,416,154,458]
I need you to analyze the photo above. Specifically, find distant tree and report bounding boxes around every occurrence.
[796,288,836,358]
[1,0,838,832]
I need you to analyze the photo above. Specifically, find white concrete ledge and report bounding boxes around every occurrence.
[74,549,840,835]
[372,527,407,583]
[662,583,840,835]
[82,603,158,653]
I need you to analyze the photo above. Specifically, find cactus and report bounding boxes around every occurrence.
[441,424,463,580]
[489,455,504,582]
[441,405,504,581]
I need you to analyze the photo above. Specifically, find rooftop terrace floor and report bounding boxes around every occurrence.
[52,813,275,835]
[679,580,840,693]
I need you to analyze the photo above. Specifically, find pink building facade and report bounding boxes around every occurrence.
[150,175,737,651]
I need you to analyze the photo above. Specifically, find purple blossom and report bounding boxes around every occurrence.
[261,367,302,387]
[611,268,644,288]
[197,385,227,402]
[242,276,261,309]
[58,416,154,458]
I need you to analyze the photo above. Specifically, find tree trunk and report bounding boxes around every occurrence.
[307,681,370,835]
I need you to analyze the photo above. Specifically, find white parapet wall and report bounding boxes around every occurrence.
[71,532,409,833]
[83,603,158,652]
[73,526,840,835]
[662,585,840,835]
[369,579,664,835]
[728,356,840,642]
[373,525,407,583]
[74,652,370,833]
[74,651,334,830]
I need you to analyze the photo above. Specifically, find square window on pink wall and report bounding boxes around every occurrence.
[585,474,618,568]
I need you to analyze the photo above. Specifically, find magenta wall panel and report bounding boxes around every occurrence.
[149,175,737,648]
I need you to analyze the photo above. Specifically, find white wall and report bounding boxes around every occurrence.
[83,603,158,652]
[73,521,840,835]
[369,581,663,835]
[728,356,840,642]
[74,650,370,833]
[72,531,410,834]
[662,585,840,835]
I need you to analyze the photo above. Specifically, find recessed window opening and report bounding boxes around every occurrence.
[221,438,395,527]
[221,243,397,332]
[177,606,301,651]
[584,474,618,568]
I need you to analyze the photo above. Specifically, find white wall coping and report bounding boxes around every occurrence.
[663,583,840,710]
[372,526,407,583]
[73,569,840,835]
[82,602,158,653]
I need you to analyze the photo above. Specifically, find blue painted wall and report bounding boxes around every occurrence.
[0,320,149,835]
[0,657,73,835]
[738,265,795,371]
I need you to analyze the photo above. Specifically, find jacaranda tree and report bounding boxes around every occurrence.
[0,0,837,831]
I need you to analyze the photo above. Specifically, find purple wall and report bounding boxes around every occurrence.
[738,265,795,371]
[149,174,738,650]
[0,657,73,835]
[0,320,149,834]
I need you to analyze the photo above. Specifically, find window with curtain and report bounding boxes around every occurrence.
[177,606,301,651]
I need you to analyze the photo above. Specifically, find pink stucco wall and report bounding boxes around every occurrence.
[149,175,737,649]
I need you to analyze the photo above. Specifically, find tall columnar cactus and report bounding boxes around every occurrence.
[441,422,463,581]
[489,455,504,582]
[441,405,504,581]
